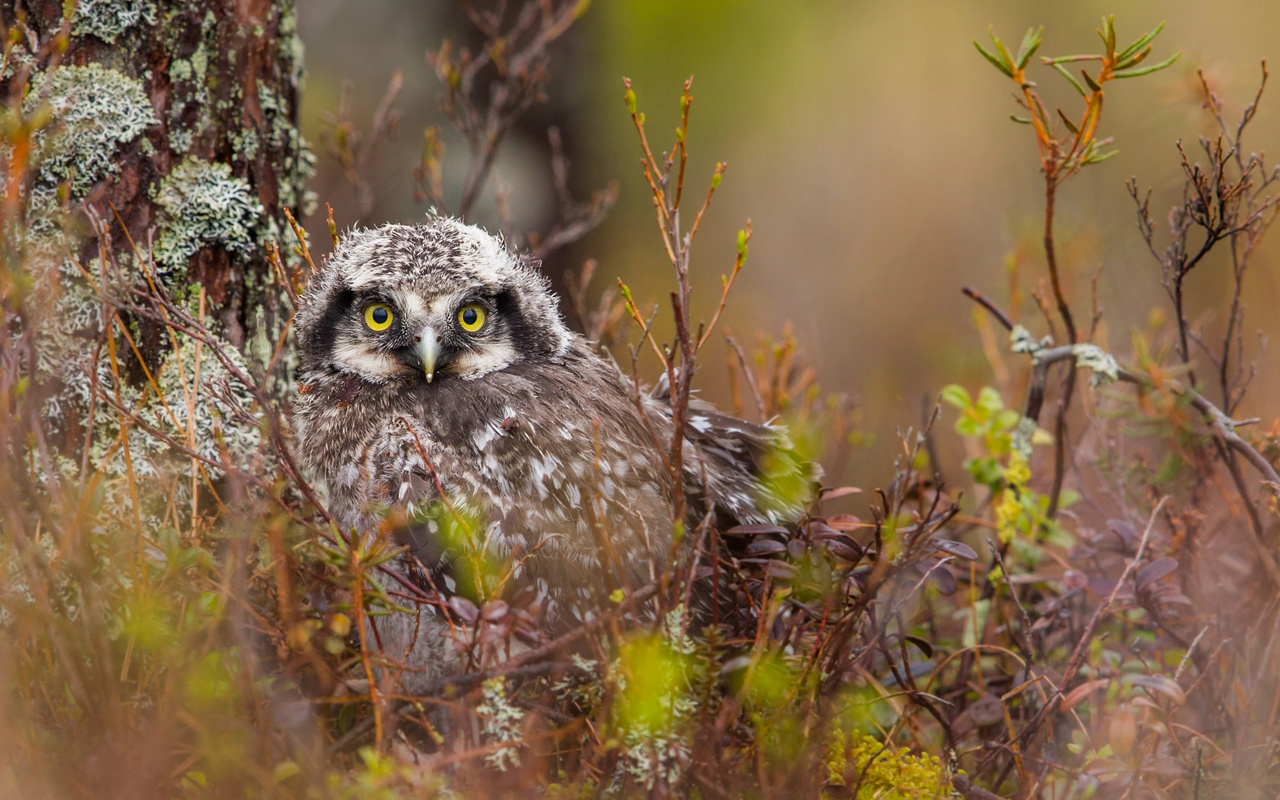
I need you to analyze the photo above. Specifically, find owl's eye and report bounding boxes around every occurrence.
[364,303,394,332]
[457,303,486,333]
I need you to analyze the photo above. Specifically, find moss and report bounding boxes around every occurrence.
[69,0,157,44]
[824,731,956,798]
[153,158,264,278]
[25,63,157,198]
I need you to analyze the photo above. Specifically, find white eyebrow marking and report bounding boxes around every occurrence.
[397,291,428,319]
[452,340,517,380]
[331,341,403,380]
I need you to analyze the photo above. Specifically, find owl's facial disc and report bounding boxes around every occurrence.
[387,294,516,384]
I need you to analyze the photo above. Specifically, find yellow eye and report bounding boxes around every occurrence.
[364,303,394,331]
[457,303,486,332]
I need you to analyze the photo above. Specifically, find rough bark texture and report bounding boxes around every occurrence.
[10,0,311,360]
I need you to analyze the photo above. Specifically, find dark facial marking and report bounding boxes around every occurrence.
[305,286,355,371]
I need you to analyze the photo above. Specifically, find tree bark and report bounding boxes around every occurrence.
[8,0,311,361]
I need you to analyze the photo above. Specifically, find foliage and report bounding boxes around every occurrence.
[4,6,1280,800]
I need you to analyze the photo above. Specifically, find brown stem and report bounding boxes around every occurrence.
[1042,181,1077,518]
[963,286,1015,332]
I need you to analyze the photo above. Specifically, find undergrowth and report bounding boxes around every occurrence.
[3,7,1280,800]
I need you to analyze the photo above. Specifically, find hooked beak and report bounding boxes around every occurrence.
[415,327,441,383]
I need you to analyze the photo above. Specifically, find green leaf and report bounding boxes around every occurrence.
[1057,108,1079,134]
[1116,44,1153,71]
[1117,21,1166,62]
[956,415,984,437]
[1010,115,1032,125]
[989,29,1017,72]
[273,761,301,784]
[1048,61,1088,97]
[1016,26,1043,69]
[624,87,637,114]
[940,384,972,409]
[1113,52,1181,78]
[1044,54,1105,64]
[974,40,1013,77]
[977,386,1005,415]
[1082,69,1103,92]
[1085,149,1119,164]
[996,409,1022,431]
[964,456,1003,488]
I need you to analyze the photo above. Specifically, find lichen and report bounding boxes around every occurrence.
[475,677,524,771]
[74,327,265,527]
[256,82,317,215]
[1072,343,1120,388]
[70,0,157,44]
[162,10,215,157]
[1010,324,1053,358]
[273,5,305,80]
[25,63,157,198]
[153,158,264,277]
[168,57,192,83]
[231,128,259,161]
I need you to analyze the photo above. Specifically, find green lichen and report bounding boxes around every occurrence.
[476,677,524,772]
[189,44,210,86]
[276,5,305,79]
[26,63,157,198]
[231,128,260,161]
[153,158,263,277]
[162,9,216,157]
[169,126,194,154]
[256,82,317,214]
[169,57,192,83]
[70,0,157,43]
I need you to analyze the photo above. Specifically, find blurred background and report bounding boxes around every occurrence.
[296,0,1280,486]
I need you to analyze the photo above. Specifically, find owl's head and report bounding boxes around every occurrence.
[295,218,570,384]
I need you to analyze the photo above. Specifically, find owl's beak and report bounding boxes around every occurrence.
[415,327,441,383]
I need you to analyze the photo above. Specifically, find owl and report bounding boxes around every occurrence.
[292,218,815,689]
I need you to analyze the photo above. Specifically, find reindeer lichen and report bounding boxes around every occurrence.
[70,0,157,43]
[25,63,157,198]
[153,158,264,277]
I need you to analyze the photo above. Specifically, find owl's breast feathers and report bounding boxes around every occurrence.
[295,337,816,602]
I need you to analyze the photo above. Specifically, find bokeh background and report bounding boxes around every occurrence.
[296,1,1280,486]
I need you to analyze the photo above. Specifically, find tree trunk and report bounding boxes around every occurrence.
[8,0,311,365]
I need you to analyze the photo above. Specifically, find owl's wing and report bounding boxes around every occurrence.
[642,375,819,527]
[682,399,820,527]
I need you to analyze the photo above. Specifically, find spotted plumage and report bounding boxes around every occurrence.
[292,218,815,688]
